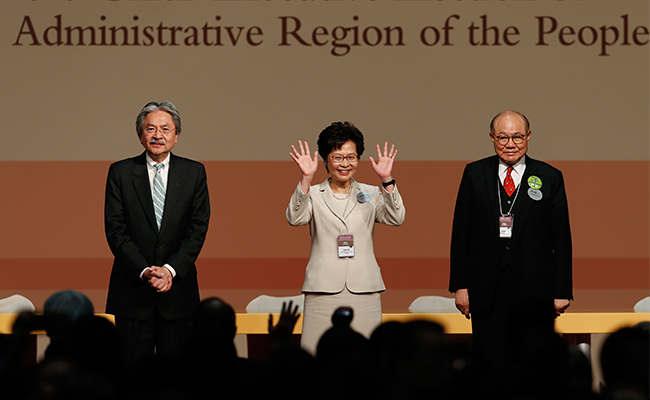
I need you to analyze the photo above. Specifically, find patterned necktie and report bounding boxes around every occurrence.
[153,163,166,230]
[504,166,515,197]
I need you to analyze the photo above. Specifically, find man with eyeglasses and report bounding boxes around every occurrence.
[448,110,573,369]
[104,101,210,368]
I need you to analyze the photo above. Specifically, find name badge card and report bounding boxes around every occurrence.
[499,216,513,238]
[337,234,355,258]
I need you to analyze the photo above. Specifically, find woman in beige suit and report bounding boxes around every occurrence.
[287,121,405,355]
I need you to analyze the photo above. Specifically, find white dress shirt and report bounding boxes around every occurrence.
[498,155,526,188]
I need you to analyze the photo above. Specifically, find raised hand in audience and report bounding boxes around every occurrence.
[268,300,300,345]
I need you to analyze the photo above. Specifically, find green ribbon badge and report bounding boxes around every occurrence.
[527,176,542,190]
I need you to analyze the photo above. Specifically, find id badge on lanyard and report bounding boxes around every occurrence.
[499,216,513,238]
[337,234,355,258]
[498,174,519,239]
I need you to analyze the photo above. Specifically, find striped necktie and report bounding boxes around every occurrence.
[153,163,166,230]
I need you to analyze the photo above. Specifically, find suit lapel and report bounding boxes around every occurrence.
[132,153,158,232]
[320,178,354,231]
[512,156,537,242]
[485,156,501,230]
[342,180,360,221]
[160,154,184,235]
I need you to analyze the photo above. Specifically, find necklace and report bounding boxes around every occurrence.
[332,188,352,200]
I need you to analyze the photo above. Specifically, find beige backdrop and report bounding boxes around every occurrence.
[2,0,648,161]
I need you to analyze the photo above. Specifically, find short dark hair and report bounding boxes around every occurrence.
[490,110,530,133]
[135,101,181,137]
[44,290,94,322]
[192,297,237,340]
[601,325,649,396]
[317,122,365,172]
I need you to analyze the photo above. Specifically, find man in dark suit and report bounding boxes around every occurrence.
[105,101,210,367]
[449,110,572,367]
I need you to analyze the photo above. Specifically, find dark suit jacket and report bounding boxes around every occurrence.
[449,155,572,313]
[105,152,210,321]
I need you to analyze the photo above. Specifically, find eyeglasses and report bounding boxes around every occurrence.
[493,134,527,145]
[144,126,175,136]
[329,154,359,164]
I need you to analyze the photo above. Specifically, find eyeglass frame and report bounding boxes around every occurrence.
[491,132,529,145]
[143,126,176,136]
[328,154,359,164]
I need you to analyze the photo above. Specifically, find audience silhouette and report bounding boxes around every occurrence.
[600,322,649,400]
[1,291,646,400]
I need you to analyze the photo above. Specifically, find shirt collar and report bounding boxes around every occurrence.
[145,153,171,169]
[498,155,526,177]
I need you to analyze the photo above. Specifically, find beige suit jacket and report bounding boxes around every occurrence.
[286,178,405,294]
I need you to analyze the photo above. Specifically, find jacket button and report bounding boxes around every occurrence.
[505,246,510,251]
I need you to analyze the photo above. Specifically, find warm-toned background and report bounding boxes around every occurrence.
[1,0,648,313]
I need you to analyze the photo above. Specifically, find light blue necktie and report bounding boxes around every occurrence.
[153,163,166,230]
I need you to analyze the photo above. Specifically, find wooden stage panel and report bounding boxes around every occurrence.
[1,312,647,335]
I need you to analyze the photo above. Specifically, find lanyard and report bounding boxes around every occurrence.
[497,176,521,217]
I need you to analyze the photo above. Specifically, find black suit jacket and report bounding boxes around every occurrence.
[449,155,572,313]
[105,152,210,320]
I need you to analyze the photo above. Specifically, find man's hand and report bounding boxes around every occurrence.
[142,267,157,282]
[145,266,173,293]
[455,289,470,319]
[554,299,570,316]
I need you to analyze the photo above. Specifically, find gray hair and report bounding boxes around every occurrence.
[135,101,182,137]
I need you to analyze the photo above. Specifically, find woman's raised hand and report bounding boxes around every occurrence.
[290,140,319,178]
[290,140,319,194]
[369,142,397,181]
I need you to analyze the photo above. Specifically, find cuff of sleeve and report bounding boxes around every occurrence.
[164,264,176,278]
[382,183,398,194]
[297,182,310,197]
[140,268,149,280]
